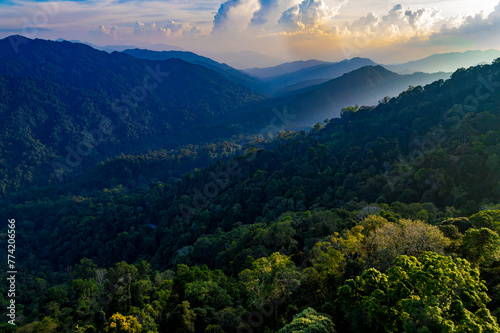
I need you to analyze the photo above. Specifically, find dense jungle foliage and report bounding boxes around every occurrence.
[1,36,500,332]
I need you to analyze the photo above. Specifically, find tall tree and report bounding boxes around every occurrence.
[339,252,500,333]
[278,307,335,333]
[239,252,301,320]
[460,228,500,266]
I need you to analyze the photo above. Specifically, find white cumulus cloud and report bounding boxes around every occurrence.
[134,20,202,38]
[344,4,450,40]
[431,1,500,47]
[278,0,343,31]
[88,25,119,40]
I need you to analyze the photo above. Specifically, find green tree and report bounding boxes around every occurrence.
[278,307,335,333]
[29,317,59,332]
[303,225,365,301]
[359,215,389,236]
[469,210,500,233]
[339,252,500,333]
[107,262,139,313]
[239,252,301,316]
[74,258,98,280]
[460,228,500,266]
[167,301,196,333]
[184,280,231,309]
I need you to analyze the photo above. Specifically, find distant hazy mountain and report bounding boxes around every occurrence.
[245,66,451,129]
[261,57,378,94]
[147,43,184,52]
[55,38,183,53]
[55,38,105,50]
[122,48,263,93]
[273,78,332,96]
[210,50,285,69]
[385,50,500,73]
[244,60,329,78]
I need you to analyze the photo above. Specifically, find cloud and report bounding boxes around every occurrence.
[209,0,453,39]
[431,1,500,46]
[212,0,263,34]
[0,0,214,44]
[251,0,284,24]
[211,0,303,30]
[212,0,296,30]
[344,4,448,40]
[213,0,244,30]
[382,5,443,37]
[88,25,119,40]
[278,0,340,31]
[134,20,202,38]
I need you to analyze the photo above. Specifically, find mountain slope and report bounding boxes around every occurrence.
[5,58,500,272]
[0,36,265,191]
[0,36,263,123]
[386,49,500,73]
[0,36,260,98]
[244,65,451,129]
[262,57,378,93]
[122,48,263,92]
[244,59,328,78]
[2,50,500,333]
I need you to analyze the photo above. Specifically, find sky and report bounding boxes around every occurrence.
[0,0,499,65]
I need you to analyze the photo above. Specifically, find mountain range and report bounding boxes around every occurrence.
[0,35,478,192]
[121,48,263,93]
[122,50,451,96]
[0,36,263,190]
[244,49,500,88]
[2,33,500,333]
[2,46,500,333]
[261,57,379,93]
[208,50,286,69]
[244,59,328,78]
[242,65,450,129]
[55,38,184,52]
[385,49,500,73]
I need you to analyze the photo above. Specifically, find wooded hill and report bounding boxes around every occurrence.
[1,53,500,332]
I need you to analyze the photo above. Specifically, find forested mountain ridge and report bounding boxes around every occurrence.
[121,48,263,93]
[386,49,500,73]
[243,59,328,78]
[0,36,452,194]
[0,36,262,105]
[260,57,377,93]
[0,36,266,192]
[2,57,500,332]
[243,65,451,128]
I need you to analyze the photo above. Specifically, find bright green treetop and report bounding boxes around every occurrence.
[239,252,301,308]
[339,251,500,333]
[278,307,335,333]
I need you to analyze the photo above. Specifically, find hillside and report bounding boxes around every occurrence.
[386,49,500,73]
[0,36,452,193]
[262,57,377,93]
[2,33,500,333]
[243,65,451,129]
[2,58,500,333]
[0,36,262,101]
[0,36,264,191]
[244,59,328,78]
[122,48,264,92]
